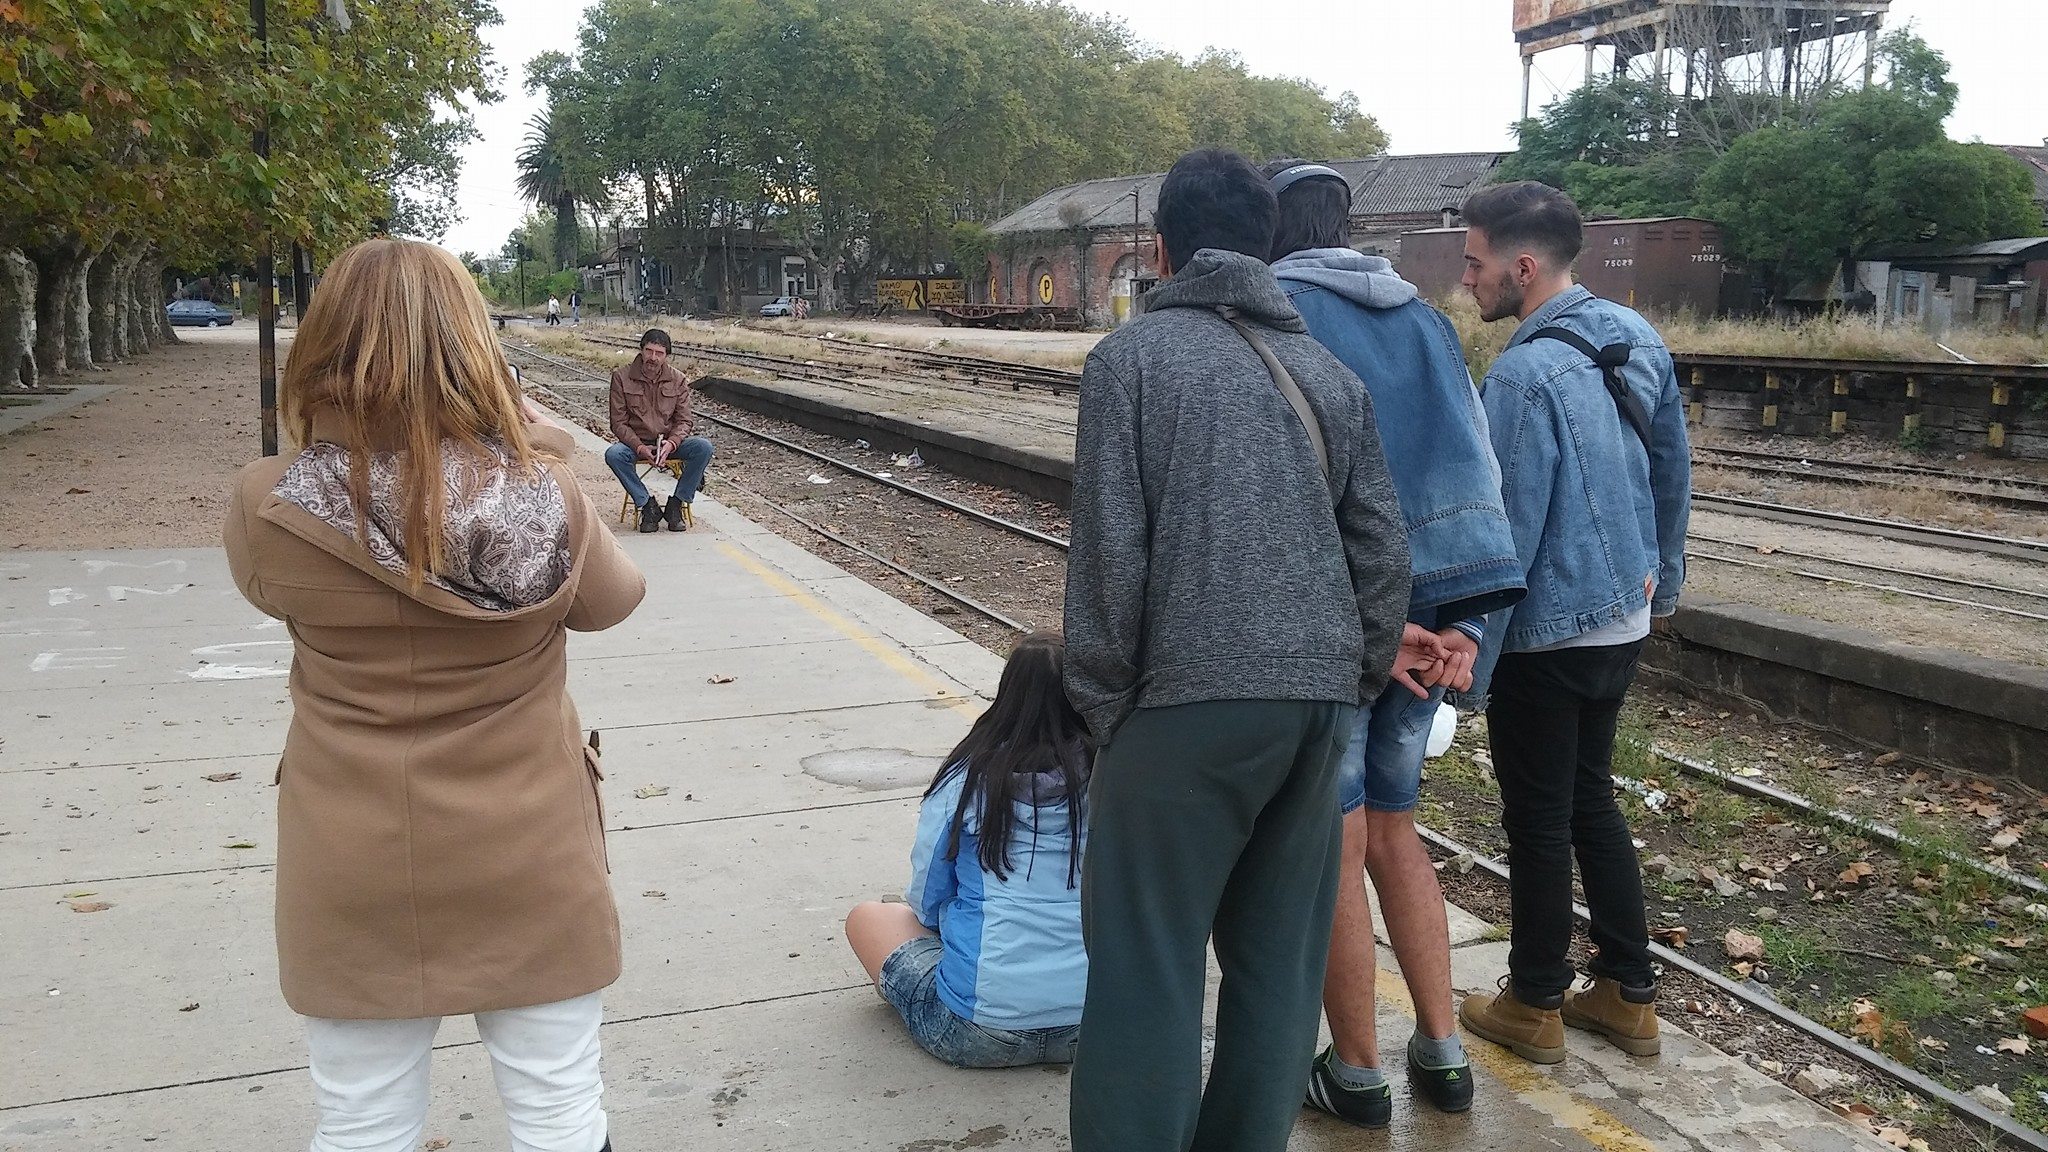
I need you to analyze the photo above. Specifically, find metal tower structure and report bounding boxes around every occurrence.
[1515,1,1891,119]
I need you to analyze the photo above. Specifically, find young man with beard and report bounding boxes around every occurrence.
[1452,181,1691,1064]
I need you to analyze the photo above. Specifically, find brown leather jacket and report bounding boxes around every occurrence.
[608,356,693,451]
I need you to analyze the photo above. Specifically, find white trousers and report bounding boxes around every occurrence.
[303,992,608,1152]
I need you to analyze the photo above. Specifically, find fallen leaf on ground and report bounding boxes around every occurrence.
[63,890,95,899]
[1991,828,2024,850]
[642,890,666,898]
[1653,925,1690,948]
[632,785,669,799]
[1997,1036,2031,1055]
[224,841,256,849]
[1875,751,1902,767]
[179,1003,200,1012]
[65,487,90,495]
[1919,1036,1950,1052]
[706,674,736,684]
[1724,928,1767,963]
[202,772,241,783]
[1839,861,1876,886]
[67,900,112,913]
[1876,1129,1912,1149]
[424,1141,450,1151]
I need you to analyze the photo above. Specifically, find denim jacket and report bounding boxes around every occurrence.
[1469,285,1691,701]
[1274,249,1526,631]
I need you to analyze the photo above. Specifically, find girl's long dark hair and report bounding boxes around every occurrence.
[926,632,1091,887]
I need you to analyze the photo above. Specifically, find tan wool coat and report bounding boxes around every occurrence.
[223,421,646,1020]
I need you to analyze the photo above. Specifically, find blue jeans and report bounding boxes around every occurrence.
[604,438,713,506]
[1334,681,1448,814]
[878,937,1081,1068]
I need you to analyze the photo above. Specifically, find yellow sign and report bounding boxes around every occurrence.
[926,279,964,305]
[877,279,925,311]
[1037,273,1055,305]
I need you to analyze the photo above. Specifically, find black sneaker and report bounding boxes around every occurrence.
[1408,1047,1475,1113]
[1304,1046,1392,1129]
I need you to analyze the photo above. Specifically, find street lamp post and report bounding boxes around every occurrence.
[253,0,276,457]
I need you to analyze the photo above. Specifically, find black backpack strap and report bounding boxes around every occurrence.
[1527,326,1652,452]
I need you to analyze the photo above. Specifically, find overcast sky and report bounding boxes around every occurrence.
[442,0,2047,258]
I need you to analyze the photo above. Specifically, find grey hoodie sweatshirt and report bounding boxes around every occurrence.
[1061,248,1412,742]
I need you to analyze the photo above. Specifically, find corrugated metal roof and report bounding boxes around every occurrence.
[1869,237,2048,262]
[986,152,1509,236]
[1997,144,2048,205]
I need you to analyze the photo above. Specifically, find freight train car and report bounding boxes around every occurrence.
[1400,217,1729,314]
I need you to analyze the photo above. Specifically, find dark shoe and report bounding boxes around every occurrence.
[637,498,662,533]
[1458,976,1566,1065]
[664,495,689,532]
[1563,976,1661,1056]
[1303,1046,1392,1129]
[1407,1046,1475,1113]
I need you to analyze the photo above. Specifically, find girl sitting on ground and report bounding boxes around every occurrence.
[844,632,1091,1068]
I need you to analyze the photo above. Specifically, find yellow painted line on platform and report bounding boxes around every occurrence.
[715,540,975,712]
[1375,964,1660,1152]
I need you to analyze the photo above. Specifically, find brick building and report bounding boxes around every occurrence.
[984,152,1508,327]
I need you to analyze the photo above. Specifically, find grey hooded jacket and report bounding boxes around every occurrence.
[1061,248,1412,743]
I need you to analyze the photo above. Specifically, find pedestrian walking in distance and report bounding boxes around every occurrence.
[1451,181,1692,1065]
[1063,147,1418,1152]
[224,238,646,1152]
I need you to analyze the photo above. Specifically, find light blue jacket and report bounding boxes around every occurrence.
[1274,249,1525,633]
[1470,285,1692,700]
[905,765,1086,1030]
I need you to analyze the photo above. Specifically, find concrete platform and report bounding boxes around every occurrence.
[0,432,1886,1150]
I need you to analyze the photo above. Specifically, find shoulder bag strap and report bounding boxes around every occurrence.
[1215,306,1332,489]
[1527,326,1653,452]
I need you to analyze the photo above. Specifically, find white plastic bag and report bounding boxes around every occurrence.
[1424,702,1458,759]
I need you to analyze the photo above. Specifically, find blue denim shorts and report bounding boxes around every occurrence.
[1334,682,1449,814]
[877,936,1081,1068]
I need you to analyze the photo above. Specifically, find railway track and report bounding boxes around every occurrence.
[514,336,2043,1150]
[503,341,1065,634]
[566,329,1081,436]
[1696,445,2048,514]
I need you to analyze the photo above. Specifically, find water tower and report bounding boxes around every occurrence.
[1514,1,1891,118]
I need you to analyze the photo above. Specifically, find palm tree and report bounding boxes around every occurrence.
[514,109,605,272]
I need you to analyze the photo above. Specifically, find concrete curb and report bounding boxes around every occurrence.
[1650,598,2048,784]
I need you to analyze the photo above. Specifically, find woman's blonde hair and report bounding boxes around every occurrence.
[283,238,538,588]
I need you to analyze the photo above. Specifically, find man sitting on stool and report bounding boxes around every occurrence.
[606,328,714,532]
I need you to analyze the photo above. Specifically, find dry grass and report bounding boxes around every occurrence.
[1434,292,2048,378]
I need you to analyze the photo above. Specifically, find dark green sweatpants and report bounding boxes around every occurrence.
[1069,699,1350,1152]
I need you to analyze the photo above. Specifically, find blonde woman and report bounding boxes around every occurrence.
[224,238,645,1152]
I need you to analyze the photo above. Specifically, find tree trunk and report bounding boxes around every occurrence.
[141,253,177,346]
[62,250,94,368]
[88,244,123,363]
[0,248,38,389]
[31,244,88,375]
[124,252,149,352]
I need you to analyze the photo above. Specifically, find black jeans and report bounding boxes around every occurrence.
[1486,641,1654,1002]
[1069,700,1348,1152]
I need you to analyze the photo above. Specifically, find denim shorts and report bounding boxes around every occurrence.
[877,937,1081,1068]
[1334,681,1449,814]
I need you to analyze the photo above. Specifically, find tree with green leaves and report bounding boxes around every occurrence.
[530,0,1389,312]
[1695,32,2038,296]
[0,0,498,388]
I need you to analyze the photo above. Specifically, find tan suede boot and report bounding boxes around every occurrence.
[1563,976,1662,1056]
[1458,977,1566,1065]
